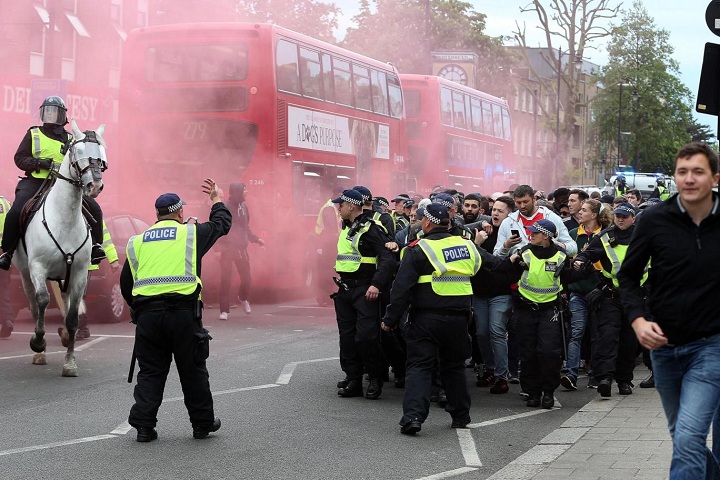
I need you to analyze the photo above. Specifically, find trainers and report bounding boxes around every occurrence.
[560,374,578,391]
[640,374,655,389]
[240,300,251,314]
[193,417,221,439]
[508,373,520,384]
[587,377,599,389]
[218,312,228,321]
[0,252,12,271]
[136,427,158,443]
[618,381,634,395]
[489,378,509,394]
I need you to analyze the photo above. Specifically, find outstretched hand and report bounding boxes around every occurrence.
[202,178,220,202]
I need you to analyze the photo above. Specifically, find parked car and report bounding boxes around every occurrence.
[10,214,151,323]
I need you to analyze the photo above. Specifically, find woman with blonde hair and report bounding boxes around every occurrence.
[561,199,610,390]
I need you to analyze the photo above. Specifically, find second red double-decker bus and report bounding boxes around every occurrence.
[400,74,515,195]
[117,23,407,299]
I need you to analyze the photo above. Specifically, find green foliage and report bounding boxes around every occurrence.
[235,0,341,43]
[341,0,517,97]
[590,0,694,174]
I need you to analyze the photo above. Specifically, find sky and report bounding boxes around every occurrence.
[330,0,720,136]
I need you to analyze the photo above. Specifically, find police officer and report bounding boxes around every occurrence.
[650,176,671,201]
[574,203,643,397]
[333,189,396,400]
[0,195,12,337]
[381,204,481,435]
[353,185,395,237]
[121,179,231,442]
[614,175,628,197]
[0,96,105,271]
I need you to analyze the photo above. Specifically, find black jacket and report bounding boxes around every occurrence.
[15,124,70,176]
[120,202,232,308]
[618,194,720,345]
[575,224,636,286]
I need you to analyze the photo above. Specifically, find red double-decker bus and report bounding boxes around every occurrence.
[117,23,407,300]
[400,74,515,195]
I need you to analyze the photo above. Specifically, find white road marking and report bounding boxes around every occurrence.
[456,428,482,467]
[0,434,117,457]
[110,421,132,435]
[0,350,66,361]
[414,467,478,480]
[74,336,108,351]
[4,331,135,339]
[275,357,339,385]
[467,409,552,428]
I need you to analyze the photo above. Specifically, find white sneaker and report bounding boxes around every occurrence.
[219,312,228,321]
[240,300,251,314]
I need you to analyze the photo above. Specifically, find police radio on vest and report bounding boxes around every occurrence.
[143,227,177,242]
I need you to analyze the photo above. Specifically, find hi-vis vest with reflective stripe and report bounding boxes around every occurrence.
[599,233,648,288]
[126,220,201,296]
[371,211,390,234]
[416,237,481,296]
[335,221,377,272]
[518,249,566,303]
[657,186,670,201]
[29,127,67,179]
[88,220,118,272]
[0,196,11,243]
[315,199,340,235]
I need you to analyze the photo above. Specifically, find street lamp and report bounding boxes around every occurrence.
[616,82,638,169]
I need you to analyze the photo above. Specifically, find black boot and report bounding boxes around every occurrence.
[0,251,13,271]
[91,244,106,265]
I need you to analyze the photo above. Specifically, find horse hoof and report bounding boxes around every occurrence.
[32,352,47,365]
[62,366,78,377]
[30,336,47,353]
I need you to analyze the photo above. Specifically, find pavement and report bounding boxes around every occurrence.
[489,365,677,480]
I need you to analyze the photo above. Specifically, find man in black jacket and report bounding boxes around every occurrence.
[618,142,720,479]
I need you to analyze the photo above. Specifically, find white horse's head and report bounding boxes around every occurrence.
[69,119,108,198]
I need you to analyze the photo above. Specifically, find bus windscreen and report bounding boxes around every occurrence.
[145,44,248,83]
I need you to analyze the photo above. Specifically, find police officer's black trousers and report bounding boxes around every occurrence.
[128,309,214,429]
[334,285,385,380]
[401,311,471,425]
[1,177,103,251]
[515,306,563,397]
[590,296,637,383]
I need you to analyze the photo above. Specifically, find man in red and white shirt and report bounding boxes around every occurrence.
[494,185,577,257]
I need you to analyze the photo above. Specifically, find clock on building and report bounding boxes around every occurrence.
[437,64,468,86]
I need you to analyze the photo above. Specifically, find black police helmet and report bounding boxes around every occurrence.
[39,96,67,125]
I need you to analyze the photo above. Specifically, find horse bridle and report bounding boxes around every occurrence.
[53,131,108,188]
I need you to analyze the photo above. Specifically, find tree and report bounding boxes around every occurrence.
[687,121,716,145]
[341,0,516,97]
[234,0,340,43]
[513,0,620,185]
[589,1,694,174]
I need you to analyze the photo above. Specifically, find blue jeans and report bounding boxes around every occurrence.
[565,293,589,378]
[473,295,512,380]
[651,333,720,480]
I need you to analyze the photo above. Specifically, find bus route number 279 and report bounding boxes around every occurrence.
[183,121,207,141]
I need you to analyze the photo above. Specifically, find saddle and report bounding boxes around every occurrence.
[19,176,55,234]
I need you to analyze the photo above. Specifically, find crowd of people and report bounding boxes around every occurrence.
[324,142,720,478]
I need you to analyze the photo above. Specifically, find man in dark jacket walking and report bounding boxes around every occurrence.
[217,183,264,319]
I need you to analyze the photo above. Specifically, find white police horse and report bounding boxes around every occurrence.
[14,119,107,376]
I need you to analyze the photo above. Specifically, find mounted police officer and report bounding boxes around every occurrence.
[0,96,106,271]
[333,189,396,400]
[121,179,231,442]
[382,203,481,435]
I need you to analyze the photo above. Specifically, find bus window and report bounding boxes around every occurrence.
[481,100,493,135]
[353,65,372,111]
[491,103,503,138]
[452,90,466,129]
[501,106,512,141]
[321,53,334,102]
[299,47,321,99]
[441,87,453,126]
[146,44,247,82]
[470,97,482,133]
[370,70,389,115]
[387,74,403,118]
[276,39,300,94]
[404,90,421,118]
[333,58,353,106]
